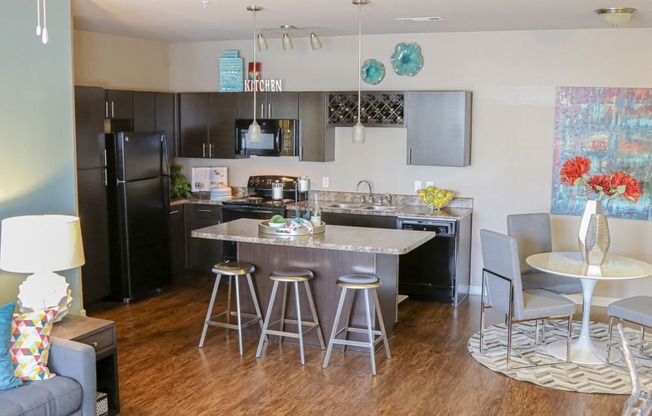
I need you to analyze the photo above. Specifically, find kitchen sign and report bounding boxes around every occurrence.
[245,79,283,92]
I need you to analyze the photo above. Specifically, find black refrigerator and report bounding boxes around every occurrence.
[105,131,171,302]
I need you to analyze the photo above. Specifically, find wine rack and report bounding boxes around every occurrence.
[328,92,404,126]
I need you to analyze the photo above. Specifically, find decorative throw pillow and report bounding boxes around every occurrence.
[10,308,58,381]
[0,302,22,390]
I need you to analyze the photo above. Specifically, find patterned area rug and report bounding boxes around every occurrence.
[468,320,652,394]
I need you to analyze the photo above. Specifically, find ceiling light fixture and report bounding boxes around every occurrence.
[595,7,637,27]
[200,0,211,7]
[396,16,442,23]
[258,25,323,51]
[247,5,262,143]
[352,0,368,144]
[35,0,48,44]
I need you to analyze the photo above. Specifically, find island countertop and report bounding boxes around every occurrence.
[191,218,436,255]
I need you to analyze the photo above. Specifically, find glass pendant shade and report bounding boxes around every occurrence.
[248,120,262,143]
[257,33,268,51]
[352,122,365,144]
[310,33,322,50]
[282,32,294,50]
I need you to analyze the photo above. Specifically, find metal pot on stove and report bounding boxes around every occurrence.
[272,181,284,200]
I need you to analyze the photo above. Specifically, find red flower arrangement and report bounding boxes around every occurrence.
[560,156,641,203]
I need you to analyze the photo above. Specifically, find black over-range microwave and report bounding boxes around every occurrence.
[235,119,298,157]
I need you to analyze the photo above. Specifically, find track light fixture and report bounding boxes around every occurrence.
[257,25,323,51]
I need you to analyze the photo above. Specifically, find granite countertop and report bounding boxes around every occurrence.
[191,218,436,255]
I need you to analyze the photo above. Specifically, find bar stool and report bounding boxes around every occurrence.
[322,274,391,376]
[198,261,264,355]
[256,269,326,365]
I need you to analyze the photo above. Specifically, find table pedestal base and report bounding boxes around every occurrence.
[547,339,622,365]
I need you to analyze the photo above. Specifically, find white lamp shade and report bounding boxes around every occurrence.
[248,120,262,143]
[282,32,294,51]
[0,215,85,273]
[310,33,322,50]
[257,33,268,51]
[352,122,366,144]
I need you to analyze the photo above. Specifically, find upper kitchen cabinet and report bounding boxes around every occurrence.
[75,86,106,170]
[298,92,333,162]
[105,89,134,120]
[237,92,299,119]
[178,92,239,159]
[155,93,177,159]
[133,91,156,131]
[405,91,472,167]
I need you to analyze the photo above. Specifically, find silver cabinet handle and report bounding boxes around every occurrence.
[102,149,107,167]
[111,101,115,118]
[198,209,212,213]
[268,103,272,118]
[208,143,213,158]
[102,169,108,186]
[169,210,180,215]
[202,143,206,158]
[261,103,265,118]
[105,102,109,118]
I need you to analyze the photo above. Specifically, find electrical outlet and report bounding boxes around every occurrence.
[426,181,434,187]
[322,176,330,188]
[414,181,422,192]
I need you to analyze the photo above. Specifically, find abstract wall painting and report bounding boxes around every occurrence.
[551,87,652,220]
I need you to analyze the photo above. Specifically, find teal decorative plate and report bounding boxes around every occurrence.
[390,42,424,76]
[361,59,385,85]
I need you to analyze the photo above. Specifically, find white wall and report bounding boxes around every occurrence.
[76,28,652,302]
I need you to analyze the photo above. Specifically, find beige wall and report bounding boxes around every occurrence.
[75,28,652,303]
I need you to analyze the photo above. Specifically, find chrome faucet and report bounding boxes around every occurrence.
[356,180,373,203]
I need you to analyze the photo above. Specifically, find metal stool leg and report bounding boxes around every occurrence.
[364,288,377,376]
[245,273,265,333]
[226,275,232,336]
[199,273,222,348]
[372,288,391,359]
[279,282,289,345]
[607,316,615,363]
[323,287,348,369]
[294,281,305,365]
[342,289,354,353]
[304,280,326,349]
[257,280,280,358]
[641,327,646,353]
[234,275,244,356]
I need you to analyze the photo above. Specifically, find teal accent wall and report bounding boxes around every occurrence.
[0,0,81,312]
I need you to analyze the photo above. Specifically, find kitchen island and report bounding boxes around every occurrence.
[191,218,436,347]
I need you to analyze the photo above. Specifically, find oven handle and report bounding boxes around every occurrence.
[276,128,282,150]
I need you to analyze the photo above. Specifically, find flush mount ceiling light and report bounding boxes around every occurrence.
[200,0,211,7]
[396,16,442,23]
[352,0,368,144]
[595,7,637,27]
[258,25,323,51]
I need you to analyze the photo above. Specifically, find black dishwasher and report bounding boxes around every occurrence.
[397,217,466,305]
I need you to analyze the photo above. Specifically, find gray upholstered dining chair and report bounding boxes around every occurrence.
[479,229,576,370]
[507,213,582,294]
[606,296,652,363]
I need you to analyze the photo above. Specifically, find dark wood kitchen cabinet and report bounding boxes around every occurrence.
[168,205,186,277]
[237,92,298,119]
[74,86,112,305]
[105,89,134,120]
[133,91,178,159]
[321,212,395,229]
[179,92,239,159]
[185,204,223,275]
[405,91,472,167]
[298,92,334,162]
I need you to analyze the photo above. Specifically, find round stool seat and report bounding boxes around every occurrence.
[212,261,255,276]
[270,269,314,282]
[337,274,381,289]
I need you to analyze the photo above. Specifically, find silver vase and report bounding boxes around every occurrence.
[578,201,610,265]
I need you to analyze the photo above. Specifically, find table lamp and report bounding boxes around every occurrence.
[0,215,85,321]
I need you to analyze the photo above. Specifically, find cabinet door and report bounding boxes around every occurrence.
[208,93,238,159]
[298,92,332,162]
[133,91,156,131]
[178,93,208,158]
[168,205,186,277]
[105,90,134,120]
[75,86,106,170]
[77,167,111,305]
[352,215,396,229]
[155,93,177,159]
[267,92,299,119]
[186,204,223,275]
[236,92,262,119]
[406,91,472,167]
[321,212,353,226]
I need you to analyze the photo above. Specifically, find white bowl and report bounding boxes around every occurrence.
[268,221,287,228]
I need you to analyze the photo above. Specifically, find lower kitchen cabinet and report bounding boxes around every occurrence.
[352,214,396,229]
[321,212,353,226]
[168,205,186,277]
[185,204,223,275]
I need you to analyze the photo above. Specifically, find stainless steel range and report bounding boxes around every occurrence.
[221,175,299,260]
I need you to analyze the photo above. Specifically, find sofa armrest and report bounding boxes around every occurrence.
[49,337,97,416]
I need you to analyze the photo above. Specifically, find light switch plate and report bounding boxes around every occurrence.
[414,181,422,192]
[426,181,434,187]
[322,177,330,188]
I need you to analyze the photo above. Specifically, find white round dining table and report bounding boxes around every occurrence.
[526,252,652,365]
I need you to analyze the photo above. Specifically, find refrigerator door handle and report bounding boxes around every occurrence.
[161,134,170,176]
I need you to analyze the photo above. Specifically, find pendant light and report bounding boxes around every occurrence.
[35,0,48,44]
[247,6,263,142]
[352,0,368,144]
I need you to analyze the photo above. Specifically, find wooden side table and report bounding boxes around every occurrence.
[52,314,120,416]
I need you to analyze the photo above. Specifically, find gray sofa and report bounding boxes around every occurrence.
[0,338,97,416]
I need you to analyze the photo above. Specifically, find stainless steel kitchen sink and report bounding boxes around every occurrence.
[326,203,401,212]
[327,203,364,209]
[360,205,401,212]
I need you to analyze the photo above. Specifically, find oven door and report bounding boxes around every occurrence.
[221,205,286,261]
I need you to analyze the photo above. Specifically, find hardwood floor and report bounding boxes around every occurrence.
[88,275,624,415]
